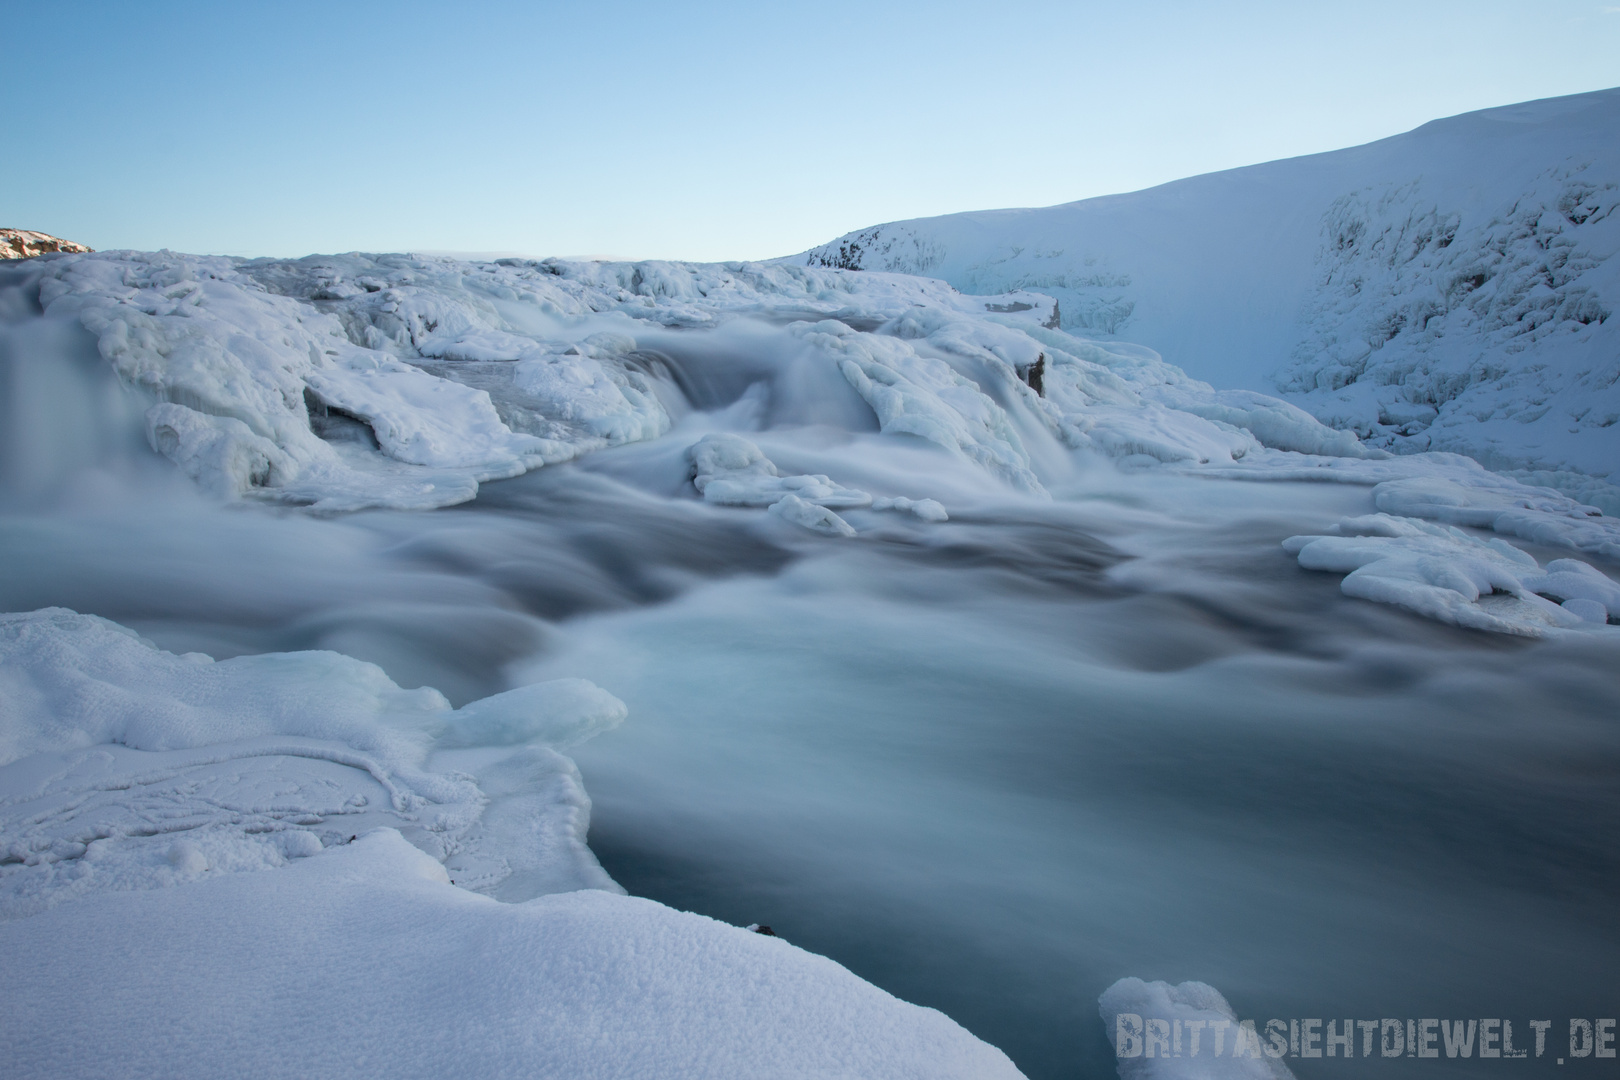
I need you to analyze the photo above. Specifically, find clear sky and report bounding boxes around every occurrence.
[5,1,1619,261]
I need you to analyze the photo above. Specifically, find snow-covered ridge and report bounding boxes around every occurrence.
[795,88,1620,508]
[0,230,92,260]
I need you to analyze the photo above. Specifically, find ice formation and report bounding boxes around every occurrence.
[684,433,954,536]
[0,608,622,919]
[6,243,1618,635]
[1285,516,1619,636]
[688,432,869,510]
[1100,978,1296,1080]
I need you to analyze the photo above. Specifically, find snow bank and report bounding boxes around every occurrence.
[0,608,621,918]
[0,828,1022,1080]
[1280,160,1620,489]
[1284,515,1619,636]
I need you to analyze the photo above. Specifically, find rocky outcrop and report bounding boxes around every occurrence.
[1,229,92,259]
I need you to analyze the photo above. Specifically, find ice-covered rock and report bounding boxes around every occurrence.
[1100,977,1295,1079]
[872,496,949,521]
[686,434,865,537]
[1283,515,1618,636]
[768,492,858,537]
[687,432,870,509]
[1372,475,1620,559]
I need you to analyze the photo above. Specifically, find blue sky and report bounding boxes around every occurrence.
[5,1,1619,261]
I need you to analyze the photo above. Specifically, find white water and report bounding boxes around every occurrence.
[4,258,1618,1079]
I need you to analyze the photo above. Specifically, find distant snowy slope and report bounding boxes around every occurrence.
[796,88,1620,499]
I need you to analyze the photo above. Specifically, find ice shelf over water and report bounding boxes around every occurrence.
[0,607,624,919]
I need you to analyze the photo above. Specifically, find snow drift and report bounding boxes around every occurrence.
[0,828,1021,1080]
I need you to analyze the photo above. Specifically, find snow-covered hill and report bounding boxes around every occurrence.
[796,89,1620,508]
[1,230,91,260]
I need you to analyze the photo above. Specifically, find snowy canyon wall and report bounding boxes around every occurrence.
[796,88,1620,506]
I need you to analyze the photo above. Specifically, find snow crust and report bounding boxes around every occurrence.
[0,827,1021,1080]
[796,88,1620,508]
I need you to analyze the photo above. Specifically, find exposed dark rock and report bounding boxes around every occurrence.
[1020,353,1045,397]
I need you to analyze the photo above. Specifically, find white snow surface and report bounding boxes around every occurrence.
[797,88,1620,508]
[0,827,1022,1080]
